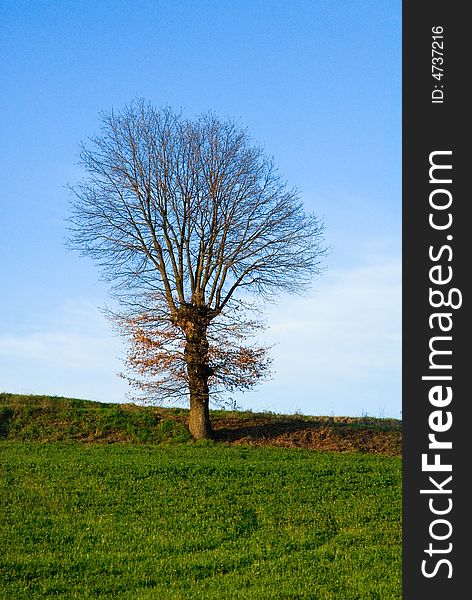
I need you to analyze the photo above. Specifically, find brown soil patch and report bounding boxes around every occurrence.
[184,414,401,456]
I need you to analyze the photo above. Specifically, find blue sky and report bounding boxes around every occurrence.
[0,1,401,417]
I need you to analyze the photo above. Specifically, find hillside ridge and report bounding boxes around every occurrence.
[0,393,402,455]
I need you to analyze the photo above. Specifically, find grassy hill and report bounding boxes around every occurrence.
[0,393,401,455]
[0,393,402,598]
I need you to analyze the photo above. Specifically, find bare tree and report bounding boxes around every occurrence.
[69,101,325,439]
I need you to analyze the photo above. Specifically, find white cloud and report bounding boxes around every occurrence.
[270,259,400,373]
[0,300,129,402]
[236,255,401,417]
[1,258,402,417]
[0,331,119,370]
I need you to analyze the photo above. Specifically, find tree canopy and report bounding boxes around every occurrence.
[70,101,326,438]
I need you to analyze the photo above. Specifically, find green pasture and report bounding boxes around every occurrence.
[0,441,401,599]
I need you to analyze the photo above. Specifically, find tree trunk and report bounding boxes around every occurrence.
[188,383,212,440]
[182,309,213,440]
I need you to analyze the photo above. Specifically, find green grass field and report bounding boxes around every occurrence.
[0,394,401,599]
[1,443,401,599]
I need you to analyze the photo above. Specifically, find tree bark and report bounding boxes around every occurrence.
[182,309,213,440]
[188,382,212,440]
